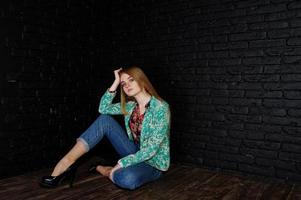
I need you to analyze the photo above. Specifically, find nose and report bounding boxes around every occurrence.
[122,81,130,88]
[124,82,129,88]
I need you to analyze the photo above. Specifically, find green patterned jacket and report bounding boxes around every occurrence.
[99,90,170,171]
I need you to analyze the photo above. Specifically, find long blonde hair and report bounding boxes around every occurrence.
[119,66,163,115]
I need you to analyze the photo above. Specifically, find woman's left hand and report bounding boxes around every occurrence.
[109,163,121,181]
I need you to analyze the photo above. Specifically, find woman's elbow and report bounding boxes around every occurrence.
[98,107,106,114]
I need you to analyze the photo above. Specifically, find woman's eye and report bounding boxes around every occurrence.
[129,78,134,82]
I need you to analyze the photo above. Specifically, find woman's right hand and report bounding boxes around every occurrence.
[108,68,123,92]
[113,68,123,83]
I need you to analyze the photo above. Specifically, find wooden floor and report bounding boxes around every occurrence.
[1,158,301,200]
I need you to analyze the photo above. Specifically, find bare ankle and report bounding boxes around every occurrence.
[51,158,74,176]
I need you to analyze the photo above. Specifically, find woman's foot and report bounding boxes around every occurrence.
[51,158,73,176]
[40,163,77,188]
[96,165,113,177]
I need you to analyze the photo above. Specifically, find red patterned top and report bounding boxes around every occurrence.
[129,101,150,144]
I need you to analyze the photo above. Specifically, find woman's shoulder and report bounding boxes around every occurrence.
[151,96,169,110]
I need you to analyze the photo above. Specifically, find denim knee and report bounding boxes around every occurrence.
[113,170,139,190]
[77,114,114,151]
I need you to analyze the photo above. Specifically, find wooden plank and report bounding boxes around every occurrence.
[0,161,301,200]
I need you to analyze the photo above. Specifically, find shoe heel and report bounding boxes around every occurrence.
[68,169,77,188]
[40,163,78,188]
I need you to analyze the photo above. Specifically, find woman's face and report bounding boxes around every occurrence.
[120,73,142,97]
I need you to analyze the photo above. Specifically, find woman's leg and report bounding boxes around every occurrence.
[51,140,87,176]
[112,162,162,190]
[78,114,138,157]
[51,114,137,176]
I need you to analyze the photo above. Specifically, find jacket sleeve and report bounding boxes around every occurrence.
[98,90,122,115]
[118,104,170,168]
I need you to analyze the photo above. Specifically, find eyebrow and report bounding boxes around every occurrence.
[121,76,133,83]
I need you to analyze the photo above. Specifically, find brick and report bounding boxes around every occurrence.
[240,147,278,159]
[246,90,282,98]
[230,15,264,24]
[263,83,283,90]
[236,0,270,8]
[288,109,301,117]
[249,21,288,30]
[288,1,301,9]
[245,130,265,140]
[283,99,301,108]
[249,39,286,48]
[200,51,229,59]
[230,49,264,57]
[291,28,301,37]
[228,90,244,97]
[224,8,247,18]
[246,57,281,65]
[283,47,301,55]
[264,47,286,56]
[239,163,275,176]
[227,130,246,139]
[282,143,301,153]
[218,160,238,170]
[247,3,287,15]
[220,153,254,164]
[281,64,301,73]
[244,74,280,82]
[291,19,301,28]
[226,114,262,123]
[229,32,266,41]
[212,121,244,130]
[268,29,290,38]
[276,169,301,181]
[287,37,301,45]
[249,107,286,116]
[243,140,281,150]
[282,83,301,90]
[232,106,249,114]
[229,98,262,106]
[265,10,299,21]
[263,116,298,126]
[279,152,301,162]
[256,158,296,171]
[284,91,301,99]
[213,42,248,50]
[283,56,301,63]
[195,112,226,121]
[209,58,241,66]
[229,82,263,90]
[207,144,239,153]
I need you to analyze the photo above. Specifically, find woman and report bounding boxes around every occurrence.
[40,66,171,190]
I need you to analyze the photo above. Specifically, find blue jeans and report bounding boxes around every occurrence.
[77,114,162,190]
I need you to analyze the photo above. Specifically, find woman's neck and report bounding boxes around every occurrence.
[134,91,151,107]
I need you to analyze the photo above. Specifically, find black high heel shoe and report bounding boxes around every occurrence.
[39,163,77,188]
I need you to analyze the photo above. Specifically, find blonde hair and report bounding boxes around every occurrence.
[119,66,163,115]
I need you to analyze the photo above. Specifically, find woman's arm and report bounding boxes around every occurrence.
[108,68,122,92]
[117,104,170,168]
[99,68,123,115]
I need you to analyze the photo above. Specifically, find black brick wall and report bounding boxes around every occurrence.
[110,0,301,182]
[0,0,112,178]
